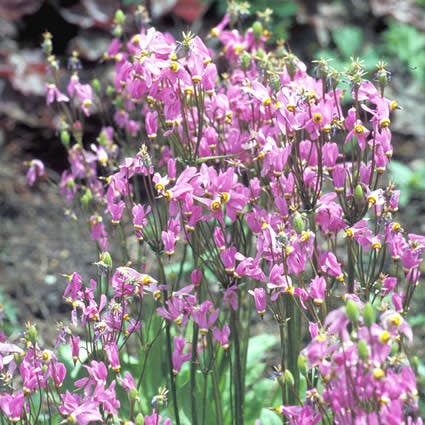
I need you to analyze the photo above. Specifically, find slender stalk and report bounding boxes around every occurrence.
[157,254,181,425]
[190,323,200,425]
[347,238,355,293]
[230,309,244,425]
[285,295,300,404]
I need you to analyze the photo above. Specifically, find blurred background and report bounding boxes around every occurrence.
[0,0,424,393]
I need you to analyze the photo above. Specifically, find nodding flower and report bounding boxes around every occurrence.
[248,287,267,317]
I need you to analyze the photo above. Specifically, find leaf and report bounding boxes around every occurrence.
[333,26,364,59]
[389,160,414,184]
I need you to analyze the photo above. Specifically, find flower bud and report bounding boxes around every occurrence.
[252,21,263,39]
[114,9,126,25]
[92,78,101,94]
[129,388,139,401]
[26,324,38,344]
[106,85,115,97]
[363,302,375,327]
[100,251,113,269]
[81,188,93,207]
[113,25,123,38]
[292,212,305,234]
[240,52,251,70]
[297,354,308,376]
[283,369,295,387]
[135,413,144,425]
[354,184,364,203]
[345,299,360,323]
[60,130,70,147]
[357,339,369,361]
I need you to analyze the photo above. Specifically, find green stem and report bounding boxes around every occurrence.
[347,238,355,293]
[212,361,224,425]
[190,323,200,425]
[157,255,181,425]
[231,309,244,425]
[285,295,300,405]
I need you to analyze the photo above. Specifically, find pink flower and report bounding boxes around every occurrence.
[191,300,219,335]
[59,391,102,425]
[213,324,230,350]
[172,336,190,374]
[46,83,69,105]
[309,276,326,305]
[0,391,25,422]
[224,285,238,311]
[248,287,267,316]
[26,159,45,186]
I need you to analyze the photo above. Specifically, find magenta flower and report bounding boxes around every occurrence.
[172,336,191,374]
[213,324,230,350]
[0,391,25,422]
[59,391,102,425]
[26,159,45,186]
[46,83,69,105]
[248,287,267,316]
[191,300,219,335]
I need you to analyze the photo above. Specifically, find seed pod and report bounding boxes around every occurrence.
[345,299,360,323]
[363,302,375,327]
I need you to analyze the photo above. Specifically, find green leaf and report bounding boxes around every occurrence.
[333,26,364,59]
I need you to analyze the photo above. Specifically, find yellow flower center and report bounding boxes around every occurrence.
[313,113,323,124]
[354,124,365,135]
[211,199,222,211]
[380,118,391,128]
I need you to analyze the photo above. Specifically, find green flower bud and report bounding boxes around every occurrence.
[252,21,263,39]
[115,9,126,25]
[411,356,419,373]
[135,413,144,425]
[106,85,115,97]
[27,324,38,344]
[240,52,251,70]
[345,299,360,323]
[283,369,295,387]
[357,339,369,361]
[354,184,364,203]
[292,212,305,234]
[284,53,298,79]
[113,25,123,38]
[363,302,375,328]
[92,78,101,94]
[256,48,266,61]
[81,188,93,207]
[129,388,139,401]
[98,131,108,146]
[297,354,308,376]
[60,130,70,147]
[100,251,113,269]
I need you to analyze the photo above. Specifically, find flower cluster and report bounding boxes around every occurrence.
[15,6,424,425]
[281,302,422,425]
